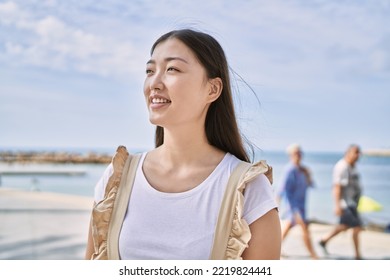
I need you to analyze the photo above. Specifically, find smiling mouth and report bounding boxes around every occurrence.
[151,98,171,104]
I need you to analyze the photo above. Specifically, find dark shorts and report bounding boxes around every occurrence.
[339,206,362,228]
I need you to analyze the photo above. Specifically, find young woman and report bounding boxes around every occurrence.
[85,29,281,260]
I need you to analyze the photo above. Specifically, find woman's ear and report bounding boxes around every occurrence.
[207,77,223,103]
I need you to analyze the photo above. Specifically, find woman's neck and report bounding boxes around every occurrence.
[156,126,223,165]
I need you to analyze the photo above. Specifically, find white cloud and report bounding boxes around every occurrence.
[0,1,145,81]
[0,1,19,21]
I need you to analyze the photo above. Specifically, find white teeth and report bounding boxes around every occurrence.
[152,98,170,104]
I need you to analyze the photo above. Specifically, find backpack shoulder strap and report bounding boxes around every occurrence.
[107,152,142,259]
[209,160,252,260]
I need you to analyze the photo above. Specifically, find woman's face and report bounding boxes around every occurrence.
[144,38,214,130]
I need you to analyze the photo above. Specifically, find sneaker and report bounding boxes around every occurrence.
[319,240,328,255]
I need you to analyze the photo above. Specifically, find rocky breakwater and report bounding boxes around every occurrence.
[363,149,390,157]
[0,150,112,164]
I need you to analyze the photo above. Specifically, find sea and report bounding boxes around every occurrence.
[1,147,389,230]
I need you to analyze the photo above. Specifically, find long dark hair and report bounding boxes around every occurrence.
[150,29,250,162]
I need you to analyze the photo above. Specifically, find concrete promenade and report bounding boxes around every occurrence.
[0,188,92,260]
[1,188,389,260]
[280,220,390,260]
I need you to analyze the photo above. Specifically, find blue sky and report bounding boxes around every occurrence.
[0,0,389,153]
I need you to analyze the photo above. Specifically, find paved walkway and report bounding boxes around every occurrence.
[1,188,389,260]
[0,188,92,260]
[280,220,390,260]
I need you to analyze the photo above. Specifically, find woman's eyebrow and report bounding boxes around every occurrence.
[147,57,189,65]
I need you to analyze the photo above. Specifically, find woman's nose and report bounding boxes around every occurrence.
[149,72,164,91]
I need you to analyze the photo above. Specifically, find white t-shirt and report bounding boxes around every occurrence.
[333,158,362,208]
[94,152,277,260]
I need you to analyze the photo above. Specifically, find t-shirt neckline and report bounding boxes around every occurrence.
[138,152,231,199]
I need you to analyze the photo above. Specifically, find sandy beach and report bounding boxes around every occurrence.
[0,188,389,260]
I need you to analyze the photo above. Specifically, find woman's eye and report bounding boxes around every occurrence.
[146,69,153,75]
[167,67,178,72]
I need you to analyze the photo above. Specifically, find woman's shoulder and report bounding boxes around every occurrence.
[225,153,273,186]
[223,152,241,165]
